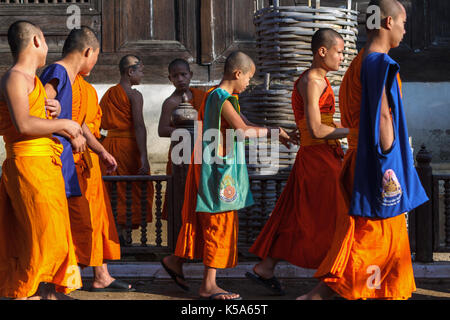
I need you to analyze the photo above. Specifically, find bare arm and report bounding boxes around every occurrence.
[3,72,82,138]
[301,80,349,140]
[130,90,150,174]
[379,87,394,153]
[158,98,177,138]
[82,123,117,173]
[221,100,270,138]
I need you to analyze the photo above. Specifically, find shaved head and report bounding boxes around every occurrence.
[311,28,344,54]
[119,54,142,75]
[367,0,404,21]
[7,20,42,60]
[168,58,191,74]
[224,51,255,76]
[62,26,100,57]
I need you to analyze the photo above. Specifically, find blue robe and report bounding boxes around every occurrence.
[40,64,82,198]
[349,52,428,219]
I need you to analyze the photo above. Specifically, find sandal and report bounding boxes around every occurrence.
[245,270,285,296]
[200,292,243,300]
[160,259,190,292]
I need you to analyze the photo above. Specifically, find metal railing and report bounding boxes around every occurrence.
[102,145,449,262]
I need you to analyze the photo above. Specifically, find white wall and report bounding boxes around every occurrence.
[402,83,450,165]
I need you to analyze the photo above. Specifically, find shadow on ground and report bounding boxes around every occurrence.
[71,278,450,300]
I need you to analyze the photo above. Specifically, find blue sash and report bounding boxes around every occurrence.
[195,88,254,213]
[349,53,428,219]
[40,64,82,198]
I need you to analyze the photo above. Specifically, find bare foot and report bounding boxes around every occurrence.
[162,255,188,290]
[39,283,76,300]
[296,282,336,300]
[91,265,132,290]
[253,263,275,280]
[199,286,241,300]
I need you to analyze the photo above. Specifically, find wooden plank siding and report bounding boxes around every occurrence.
[0,0,449,84]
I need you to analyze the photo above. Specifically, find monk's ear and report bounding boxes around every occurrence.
[234,70,242,80]
[384,16,394,30]
[318,46,327,58]
[84,47,91,58]
[33,35,41,49]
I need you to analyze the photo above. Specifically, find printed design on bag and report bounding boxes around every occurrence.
[379,169,402,206]
[219,174,238,203]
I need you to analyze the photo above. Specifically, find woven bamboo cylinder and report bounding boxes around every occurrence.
[241,0,358,181]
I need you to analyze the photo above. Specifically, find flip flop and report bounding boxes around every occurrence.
[160,259,190,292]
[89,280,135,292]
[245,271,285,296]
[200,292,243,300]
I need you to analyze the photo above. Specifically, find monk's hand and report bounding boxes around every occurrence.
[45,98,61,118]
[62,120,83,140]
[278,127,292,149]
[70,135,87,153]
[288,128,301,146]
[99,151,118,174]
[138,158,150,175]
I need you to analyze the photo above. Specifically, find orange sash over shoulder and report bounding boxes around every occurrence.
[99,84,154,227]
[314,50,416,300]
[0,77,81,298]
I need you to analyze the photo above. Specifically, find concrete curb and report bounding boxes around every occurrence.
[81,262,450,279]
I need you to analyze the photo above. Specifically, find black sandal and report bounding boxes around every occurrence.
[245,270,285,296]
[160,259,190,292]
[200,292,243,300]
[89,280,135,292]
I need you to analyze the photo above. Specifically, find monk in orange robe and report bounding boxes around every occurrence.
[161,51,293,300]
[247,29,349,296]
[100,55,154,234]
[158,58,207,220]
[0,21,83,300]
[300,0,416,300]
[43,27,131,292]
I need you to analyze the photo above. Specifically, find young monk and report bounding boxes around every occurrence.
[161,51,294,300]
[41,26,131,292]
[100,55,154,236]
[158,58,207,220]
[300,0,428,300]
[246,28,349,296]
[0,20,82,300]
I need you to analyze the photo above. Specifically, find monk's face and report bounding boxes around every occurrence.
[130,63,144,85]
[80,47,100,76]
[235,64,255,94]
[389,6,407,48]
[169,65,193,92]
[322,38,345,72]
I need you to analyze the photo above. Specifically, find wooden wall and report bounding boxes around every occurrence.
[0,0,449,84]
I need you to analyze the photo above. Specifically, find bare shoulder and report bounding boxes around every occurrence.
[1,69,32,96]
[298,72,325,97]
[162,93,180,112]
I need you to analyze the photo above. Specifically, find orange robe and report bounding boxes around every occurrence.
[66,75,97,266]
[162,87,207,220]
[0,77,81,298]
[249,74,347,268]
[314,50,416,300]
[99,84,154,227]
[75,78,121,266]
[174,87,239,269]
